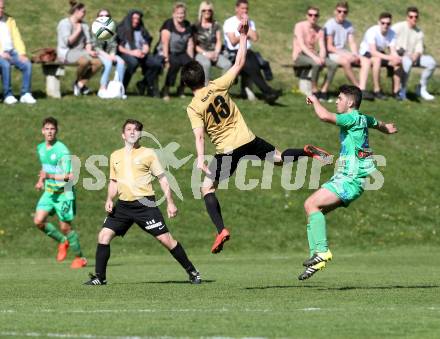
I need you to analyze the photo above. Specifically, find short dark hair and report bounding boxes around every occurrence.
[407,6,418,15]
[335,1,349,10]
[339,85,362,109]
[307,6,319,13]
[42,116,58,129]
[181,61,206,90]
[236,0,248,7]
[122,119,143,132]
[379,12,392,20]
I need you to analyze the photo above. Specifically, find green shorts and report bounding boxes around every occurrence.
[36,191,76,222]
[322,173,365,207]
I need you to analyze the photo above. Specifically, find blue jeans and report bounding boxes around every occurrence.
[98,54,125,87]
[0,49,32,97]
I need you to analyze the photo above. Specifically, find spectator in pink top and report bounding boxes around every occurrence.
[292,6,337,101]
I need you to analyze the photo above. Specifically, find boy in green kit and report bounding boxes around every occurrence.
[299,85,398,280]
[34,117,87,269]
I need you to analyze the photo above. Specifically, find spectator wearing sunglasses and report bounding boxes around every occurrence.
[358,12,401,100]
[193,1,231,85]
[392,7,436,101]
[324,1,360,87]
[292,6,338,101]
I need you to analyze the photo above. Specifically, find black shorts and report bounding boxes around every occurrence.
[362,52,393,67]
[208,136,276,182]
[103,197,169,237]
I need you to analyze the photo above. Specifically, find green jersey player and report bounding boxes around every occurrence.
[34,117,86,269]
[299,85,398,280]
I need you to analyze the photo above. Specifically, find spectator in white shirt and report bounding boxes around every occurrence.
[324,1,360,87]
[392,6,436,101]
[358,12,401,100]
[223,0,280,104]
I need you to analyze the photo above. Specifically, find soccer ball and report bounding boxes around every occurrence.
[91,17,116,41]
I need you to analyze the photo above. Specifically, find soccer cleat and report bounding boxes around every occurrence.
[303,144,333,165]
[188,270,202,284]
[56,240,69,262]
[211,228,230,254]
[298,261,326,280]
[303,250,333,267]
[84,273,107,285]
[71,257,88,269]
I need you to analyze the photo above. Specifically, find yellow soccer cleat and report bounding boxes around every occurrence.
[298,261,326,281]
[303,249,333,267]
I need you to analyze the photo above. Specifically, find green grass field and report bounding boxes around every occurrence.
[1,247,440,338]
[1,0,440,338]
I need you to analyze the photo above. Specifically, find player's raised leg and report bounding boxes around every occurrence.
[298,188,342,280]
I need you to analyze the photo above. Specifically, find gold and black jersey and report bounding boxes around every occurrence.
[186,71,255,154]
[109,147,164,201]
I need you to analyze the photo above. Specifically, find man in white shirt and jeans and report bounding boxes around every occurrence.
[223,0,280,105]
[358,12,401,100]
[0,0,36,105]
[392,6,436,101]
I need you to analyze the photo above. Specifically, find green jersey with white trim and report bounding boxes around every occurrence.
[335,109,378,178]
[37,140,75,199]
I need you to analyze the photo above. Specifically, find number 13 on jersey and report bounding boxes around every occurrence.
[207,95,230,124]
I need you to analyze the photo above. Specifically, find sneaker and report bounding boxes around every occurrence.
[19,93,37,104]
[263,89,281,105]
[298,261,326,281]
[244,86,256,101]
[161,86,170,101]
[71,257,88,269]
[80,85,90,95]
[56,240,69,262]
[84,273,107,285]
[4,95,18,105]
[318,92,333,103]
[188,270,202,284]
[374,91,388,100]
[176,85,186,98]
[73,82,81,96]
[136,81,146,96]
[303,144,333,165]
[302,249,333,267]
[361,90,375,101]
[97,88,108,99]
[211,228,230,254]
[416,84,435,101]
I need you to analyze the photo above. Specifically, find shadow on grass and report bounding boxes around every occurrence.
[245,284,440,291]
[114,279,216,285]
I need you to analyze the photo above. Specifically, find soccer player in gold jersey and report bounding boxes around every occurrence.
[182,16,332,254]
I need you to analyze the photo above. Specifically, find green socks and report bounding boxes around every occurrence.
[309,211,328,253]
[43,223,66,243]
[66,230,83,257]
[306,223,316,257]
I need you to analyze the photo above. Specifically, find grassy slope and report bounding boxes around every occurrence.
[0,0,439,257]
[0,247,439,338]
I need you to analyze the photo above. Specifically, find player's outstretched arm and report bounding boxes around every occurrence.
[226,15,249,79]
[374,121,398,134]
[158,175,177,218]
[105,179,118,213]
[306,95,337,124]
